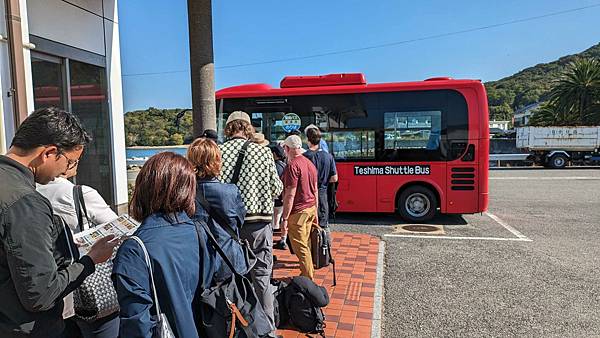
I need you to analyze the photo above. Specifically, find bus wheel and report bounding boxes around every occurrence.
[398,186,437,223]
[549,154,568,169]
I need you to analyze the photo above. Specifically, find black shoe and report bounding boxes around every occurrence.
[273,240,287,250]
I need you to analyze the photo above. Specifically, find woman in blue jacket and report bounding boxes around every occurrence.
[112,152,214,338]
[187,137,249,282]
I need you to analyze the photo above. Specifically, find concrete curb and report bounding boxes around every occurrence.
[371,240,385,338]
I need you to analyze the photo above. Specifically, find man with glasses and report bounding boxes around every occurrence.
[0,107,117,338]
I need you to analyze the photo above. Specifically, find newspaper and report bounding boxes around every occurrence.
[73,215,139,255]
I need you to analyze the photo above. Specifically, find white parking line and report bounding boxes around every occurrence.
[371,241,385,338]
[491,177,600,180]
[383,234,531,241]
[485,212,531,241]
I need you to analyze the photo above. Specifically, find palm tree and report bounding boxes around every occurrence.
[548,58,600,125]
[528,102,577,126]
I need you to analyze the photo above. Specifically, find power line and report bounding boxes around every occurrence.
[121,3,600,76]
[122,69,188,77]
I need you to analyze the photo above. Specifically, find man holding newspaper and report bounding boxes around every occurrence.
[0,108,117,338]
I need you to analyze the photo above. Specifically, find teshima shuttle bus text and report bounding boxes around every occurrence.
[216,73,489,222]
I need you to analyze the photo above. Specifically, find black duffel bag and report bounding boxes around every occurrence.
[194,221,272,338]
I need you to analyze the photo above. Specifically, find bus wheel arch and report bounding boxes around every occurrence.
[395,182,440,223]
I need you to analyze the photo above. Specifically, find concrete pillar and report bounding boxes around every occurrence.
[5,0,27,127]
[187,0,216,137]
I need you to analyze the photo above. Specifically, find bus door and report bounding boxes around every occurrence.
[336,162,378,213]
[445,139,479,213]
[329,129,378,213]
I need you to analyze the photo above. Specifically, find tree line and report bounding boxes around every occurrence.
[124,108,193,146]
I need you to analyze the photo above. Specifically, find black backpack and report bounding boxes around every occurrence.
[277,276,329,336]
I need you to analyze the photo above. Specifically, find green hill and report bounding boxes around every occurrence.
[485,42,600,120]
[124,107,193,146]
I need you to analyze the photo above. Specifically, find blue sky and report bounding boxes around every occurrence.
[118,0,600,112]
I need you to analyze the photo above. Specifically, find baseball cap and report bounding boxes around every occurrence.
[284,135,302,149]
[226,111,251,125]
[201,129,218,140]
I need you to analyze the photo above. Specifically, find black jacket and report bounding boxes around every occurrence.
[0,155,95,337]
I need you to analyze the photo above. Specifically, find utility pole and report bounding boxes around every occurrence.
[187,0,216,138]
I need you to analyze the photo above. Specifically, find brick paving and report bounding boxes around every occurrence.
[273,232,381,338]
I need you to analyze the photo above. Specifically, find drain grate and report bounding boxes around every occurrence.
[393,224,445,235]
[402,225,439,232]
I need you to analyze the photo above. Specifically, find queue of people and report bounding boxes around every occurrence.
[0,107,337,338]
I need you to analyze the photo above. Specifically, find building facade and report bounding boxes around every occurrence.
[489,120,511,131]
[514,102,541,127]
[0,0,128,212]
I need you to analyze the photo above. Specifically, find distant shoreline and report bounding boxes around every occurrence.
[126,145,189,150]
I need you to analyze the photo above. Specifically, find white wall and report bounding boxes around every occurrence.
[104,0,128,207]
[20,0,34,114]
[27,0,105,56]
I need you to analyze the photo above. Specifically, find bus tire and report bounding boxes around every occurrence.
[549,154,568,169]
[398,186,437,223]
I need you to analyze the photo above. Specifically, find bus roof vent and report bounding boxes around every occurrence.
[424,77,452,81]
[280,73,367,88]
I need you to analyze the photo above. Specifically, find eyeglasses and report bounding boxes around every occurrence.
[58,152,80,170]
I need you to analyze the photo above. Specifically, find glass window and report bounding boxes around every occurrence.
[69,60,114,206]
[324,130,375,160]
[31,56,65,110]
[31,54,115,207]
[384,111,441,150]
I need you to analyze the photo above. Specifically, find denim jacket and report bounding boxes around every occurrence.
[194,178,248,282]
[112,212,215,338]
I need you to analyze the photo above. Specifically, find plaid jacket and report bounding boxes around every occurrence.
[220,138,283,223]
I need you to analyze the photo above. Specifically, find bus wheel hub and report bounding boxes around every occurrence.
[406,193,430,217]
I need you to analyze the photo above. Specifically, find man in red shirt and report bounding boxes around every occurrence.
[281,135,319,280]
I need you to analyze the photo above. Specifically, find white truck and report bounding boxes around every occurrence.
[516,126,600,168]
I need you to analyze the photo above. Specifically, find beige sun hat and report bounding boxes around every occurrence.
[252,132,270,146]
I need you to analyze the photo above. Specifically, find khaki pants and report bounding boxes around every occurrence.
[288,205,317,280]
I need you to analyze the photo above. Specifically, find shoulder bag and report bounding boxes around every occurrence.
[193,220,272,338]
[72,185,120,322]
[130,236,176,338]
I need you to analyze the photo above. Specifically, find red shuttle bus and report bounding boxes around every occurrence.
[216,73,489,222]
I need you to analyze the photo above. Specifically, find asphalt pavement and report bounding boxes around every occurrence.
[331,168,600,337]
